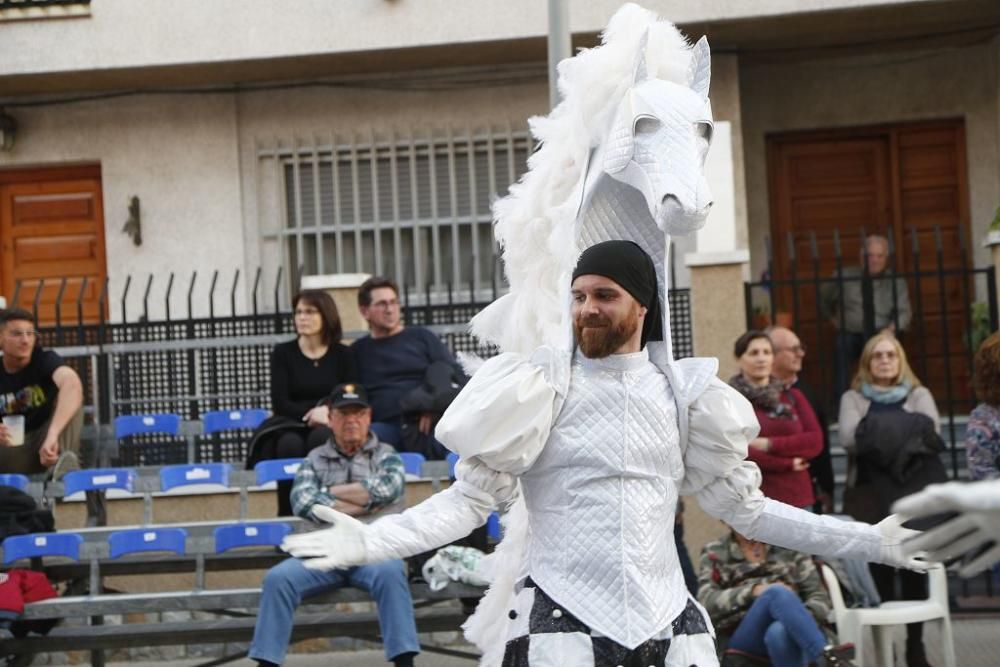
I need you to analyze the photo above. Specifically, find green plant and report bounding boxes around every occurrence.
[969,301,992,353]
[990,205,1000,232]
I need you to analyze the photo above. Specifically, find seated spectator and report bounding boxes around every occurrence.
[249,383,418,667]
[248,289,358,516]
[0,308,82,480]
[351,277,465,460]
[697,525,855,667]
[729,330,823,509]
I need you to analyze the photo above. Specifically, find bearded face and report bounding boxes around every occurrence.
[573,300,642,359]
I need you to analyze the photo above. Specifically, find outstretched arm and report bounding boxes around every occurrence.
[683,377,926,570]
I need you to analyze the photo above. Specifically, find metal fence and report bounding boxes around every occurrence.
[15,267,693,465]
[745,226,997,474]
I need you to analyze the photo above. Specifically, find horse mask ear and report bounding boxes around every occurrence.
[687,36,711,100]
[604,30,652,175]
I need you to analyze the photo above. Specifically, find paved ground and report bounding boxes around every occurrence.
[117,613,999,667]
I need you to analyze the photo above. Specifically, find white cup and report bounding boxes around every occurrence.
[4,415,25,447]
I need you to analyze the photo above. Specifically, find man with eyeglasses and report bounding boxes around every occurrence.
[0,308,83,479]
[768,326,835,514]
[351,277,465,460]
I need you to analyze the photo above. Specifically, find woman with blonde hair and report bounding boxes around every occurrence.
[839,331,945,667]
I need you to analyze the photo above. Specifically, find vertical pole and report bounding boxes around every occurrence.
[547,0,571,109]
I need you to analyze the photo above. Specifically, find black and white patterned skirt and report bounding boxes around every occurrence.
[501,579,718,667]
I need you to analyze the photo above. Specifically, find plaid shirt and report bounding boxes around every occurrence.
[696,532,832,634]
[289,433,405,522]
[966,403,1000,481]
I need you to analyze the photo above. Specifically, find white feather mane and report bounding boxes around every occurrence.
[471,3,693,355]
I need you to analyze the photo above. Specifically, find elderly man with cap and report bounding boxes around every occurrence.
[285,241,923,667]
[248,383,419,667]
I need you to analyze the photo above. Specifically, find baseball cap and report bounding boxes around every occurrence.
[325,383,370,409]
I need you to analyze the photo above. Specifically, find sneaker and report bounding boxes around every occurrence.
[50,451,80,482]
[818,643,857,667]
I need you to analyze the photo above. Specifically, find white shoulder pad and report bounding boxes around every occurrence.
[436,350,562,475]
[666,356,718,407]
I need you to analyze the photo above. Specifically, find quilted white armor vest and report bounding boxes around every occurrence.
[520,348,688,649]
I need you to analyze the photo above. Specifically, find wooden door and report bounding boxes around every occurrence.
[767,120,973,409]
[0,165,107,325]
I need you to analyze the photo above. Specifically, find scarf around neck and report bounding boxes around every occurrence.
[861,379,911,404]
[729,374,794,418]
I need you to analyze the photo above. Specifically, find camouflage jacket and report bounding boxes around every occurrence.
[696,532,832,634]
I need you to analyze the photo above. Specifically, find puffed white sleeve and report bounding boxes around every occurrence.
[685,377,884,563]
[361,351,558,563]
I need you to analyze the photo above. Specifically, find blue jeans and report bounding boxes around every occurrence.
[370,422,402,446]
[249,557,420,664]
[727,586,826,667]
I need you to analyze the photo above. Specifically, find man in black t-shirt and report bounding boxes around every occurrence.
[351,277,465,460]
[0,308,83,477]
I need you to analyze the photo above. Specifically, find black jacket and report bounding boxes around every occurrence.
[848,409,948,526]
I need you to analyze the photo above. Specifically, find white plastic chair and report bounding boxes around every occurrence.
[819,562,955,667]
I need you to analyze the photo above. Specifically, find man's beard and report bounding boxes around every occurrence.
[573,306,641,359]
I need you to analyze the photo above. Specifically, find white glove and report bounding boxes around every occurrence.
[877,514,930,571]
[892,480,1000,576]
[280,505,368,571]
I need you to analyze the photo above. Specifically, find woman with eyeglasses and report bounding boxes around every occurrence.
[248,289,358,516]
[729,330,823,510]
[838,331,945,667]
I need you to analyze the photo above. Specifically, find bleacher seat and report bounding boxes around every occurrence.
[214,522,292,553]
[114,414,182,439]
[160,463,230,492]
[254,458,303,486]
[108,527,188,559]
[446,452,459,479]
[0,473,29,491]
[202,409,269,434]
[62,468,136,497]
[3,532,83,565]
[399,452,426,478]
[486,512,501,541]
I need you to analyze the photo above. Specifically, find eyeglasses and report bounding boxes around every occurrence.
[872,350,898,360]
[370,299,399,310]
[4,329,38,340]
[777,344,806,355]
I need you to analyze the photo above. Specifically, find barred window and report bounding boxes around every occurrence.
[268,129,532,299]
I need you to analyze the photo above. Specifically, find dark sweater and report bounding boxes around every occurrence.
[269,340,358,419]
[351,327,459,423]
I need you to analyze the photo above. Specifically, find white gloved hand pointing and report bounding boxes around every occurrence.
[892,480,1000,577]
[281,504,368,571]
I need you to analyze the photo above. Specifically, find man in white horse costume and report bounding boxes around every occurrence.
[285,5,925,666]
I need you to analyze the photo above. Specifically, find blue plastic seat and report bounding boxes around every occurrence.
[398,452,426,477]
[63,468,136,497]
[486,512,502,541]
[254,458,304,486]
[3,532,83,565]
[0,474,29,492]
[202,409,269,435]
[159,463,230,492]
[114,413,182,439]
[109,527,188,559]
[214,522,292,554]
[446,452,459,479]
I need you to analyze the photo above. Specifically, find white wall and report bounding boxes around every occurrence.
[1,0,938,79]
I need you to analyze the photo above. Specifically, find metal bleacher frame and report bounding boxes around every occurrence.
[0,459,474,666]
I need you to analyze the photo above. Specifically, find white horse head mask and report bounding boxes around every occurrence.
[472,4,714,363]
